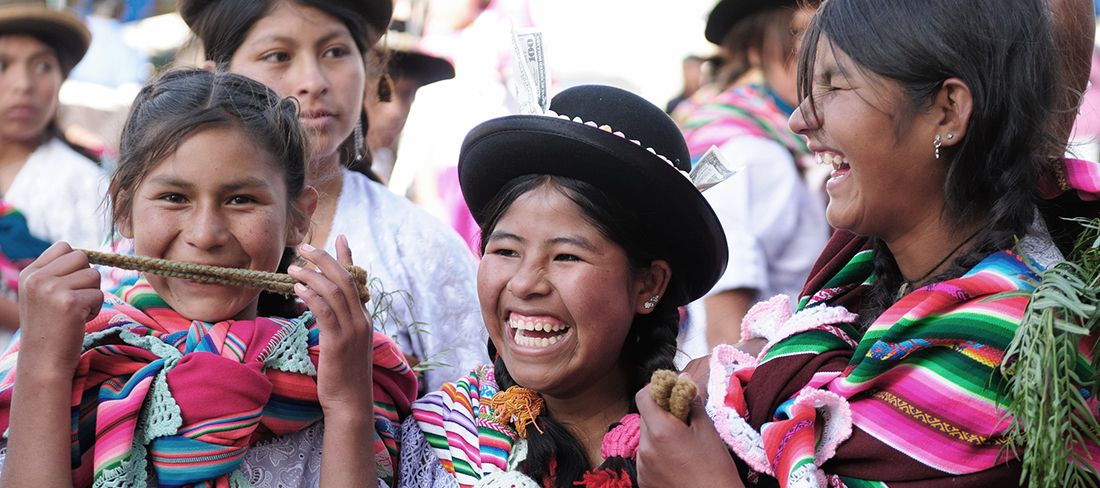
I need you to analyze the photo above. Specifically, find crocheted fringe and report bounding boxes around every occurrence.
[93,428,151,488]
[262,312,318,376]
[229,468,254,488]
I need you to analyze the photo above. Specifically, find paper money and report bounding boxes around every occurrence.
[690,146,738,191]
[511,27,550,115]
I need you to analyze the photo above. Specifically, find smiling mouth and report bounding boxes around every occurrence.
[509,313,572,348]
[815,151,850,171]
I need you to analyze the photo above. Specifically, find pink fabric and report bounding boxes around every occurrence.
[438,166,481,257]
[600,413,641,459]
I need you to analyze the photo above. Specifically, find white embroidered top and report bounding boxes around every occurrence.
[327,169,487,391]
[5,138,109,249]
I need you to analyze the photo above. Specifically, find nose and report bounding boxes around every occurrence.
[506,258,551,299]
[184,204,231,251]
[788,97,820,135]
[293,57,330,99]
[8,63,34,93]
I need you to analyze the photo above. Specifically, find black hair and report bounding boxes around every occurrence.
[795,0,1059,323]
[111,68,310,317]
[187,0,378,172]
[477,174,679,487]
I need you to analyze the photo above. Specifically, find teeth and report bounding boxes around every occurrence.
[509,318,568,332]
[815,152,849,169]
[514,329,567,347]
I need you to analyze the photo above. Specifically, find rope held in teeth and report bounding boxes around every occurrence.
[81,249,371,302]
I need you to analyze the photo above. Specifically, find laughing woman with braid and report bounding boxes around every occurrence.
[396,85,728,487]
[634,0,1100,486]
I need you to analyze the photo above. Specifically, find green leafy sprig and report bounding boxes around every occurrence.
[1001,218,1100,487]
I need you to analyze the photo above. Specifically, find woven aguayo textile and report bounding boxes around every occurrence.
[705,230,1100,487]
[0,279,417,487]
[679,83,809,166]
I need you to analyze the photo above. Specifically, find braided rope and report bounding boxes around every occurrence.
[82,250,370,302]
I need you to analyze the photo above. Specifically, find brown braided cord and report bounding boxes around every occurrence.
[81,250,371,302]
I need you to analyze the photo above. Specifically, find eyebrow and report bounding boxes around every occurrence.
[487,231,598,252]
[548,236,598,252]
[145,175,273,192]
[249,29,352,48]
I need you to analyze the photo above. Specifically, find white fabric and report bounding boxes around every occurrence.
[678,136,829,363]
[330,170,487,391]
[5,138,109,250]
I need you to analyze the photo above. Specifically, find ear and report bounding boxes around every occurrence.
[117,216,133,239]
[286,186,319,246]
[634,260,673,315]
[932,77,973,149]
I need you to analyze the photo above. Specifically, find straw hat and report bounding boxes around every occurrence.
[0,0,90,73]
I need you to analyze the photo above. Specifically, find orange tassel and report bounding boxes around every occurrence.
[487,386,545,437]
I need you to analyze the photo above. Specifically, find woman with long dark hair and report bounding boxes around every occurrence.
[397,85,728,487]
[636,0,1100,486]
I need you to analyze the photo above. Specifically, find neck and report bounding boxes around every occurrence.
[541,364,631,466]
[304,152,345,248]
[885,212,986,287]
[0,136,38,167]
[0,136,42,194]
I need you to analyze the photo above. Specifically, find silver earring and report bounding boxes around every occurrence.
[643,295,660,310]
[354,119,365,162]
[946,132,954,140]
[933,134,942,159]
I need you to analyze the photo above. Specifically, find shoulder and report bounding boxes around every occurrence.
[341,169,475,264]
[32,139,103,176]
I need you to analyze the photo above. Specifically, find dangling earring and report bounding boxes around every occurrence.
[377,72,394,103]
[643,295,660,310]
[933,134,942,160]
[354,119,365,162]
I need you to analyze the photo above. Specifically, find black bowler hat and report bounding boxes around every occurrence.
[705,0,799,44]
[458,85,728,306]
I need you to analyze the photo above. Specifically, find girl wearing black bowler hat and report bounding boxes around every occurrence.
[396,84,728,488]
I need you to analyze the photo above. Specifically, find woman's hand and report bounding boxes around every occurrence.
[289,236,374,416]
[289,235,378,487]
[17,242,102,377]
[2,242,100,487]
[635,378,744,488]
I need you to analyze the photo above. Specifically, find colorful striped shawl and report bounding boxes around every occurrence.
[0,279,417,487]
[410,364,521,488]
[707,248,1088,486]
[679,84,809,166]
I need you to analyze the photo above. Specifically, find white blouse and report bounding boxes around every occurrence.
[327,170,487,391]
[5,138,109,250]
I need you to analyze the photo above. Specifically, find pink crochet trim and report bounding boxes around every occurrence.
[740,294,793,343]
[758,305,860,359]
[791,387,853,465]
[706,348,772,476]
[600,413,641,459]
[712,343,760,369]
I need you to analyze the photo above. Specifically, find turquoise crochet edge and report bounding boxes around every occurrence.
[263,312,318,376]
[92,427,150,488]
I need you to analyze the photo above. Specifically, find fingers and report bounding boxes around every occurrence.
[73,288,104,323]
[290,243,370,342]
[335,234,354,268]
